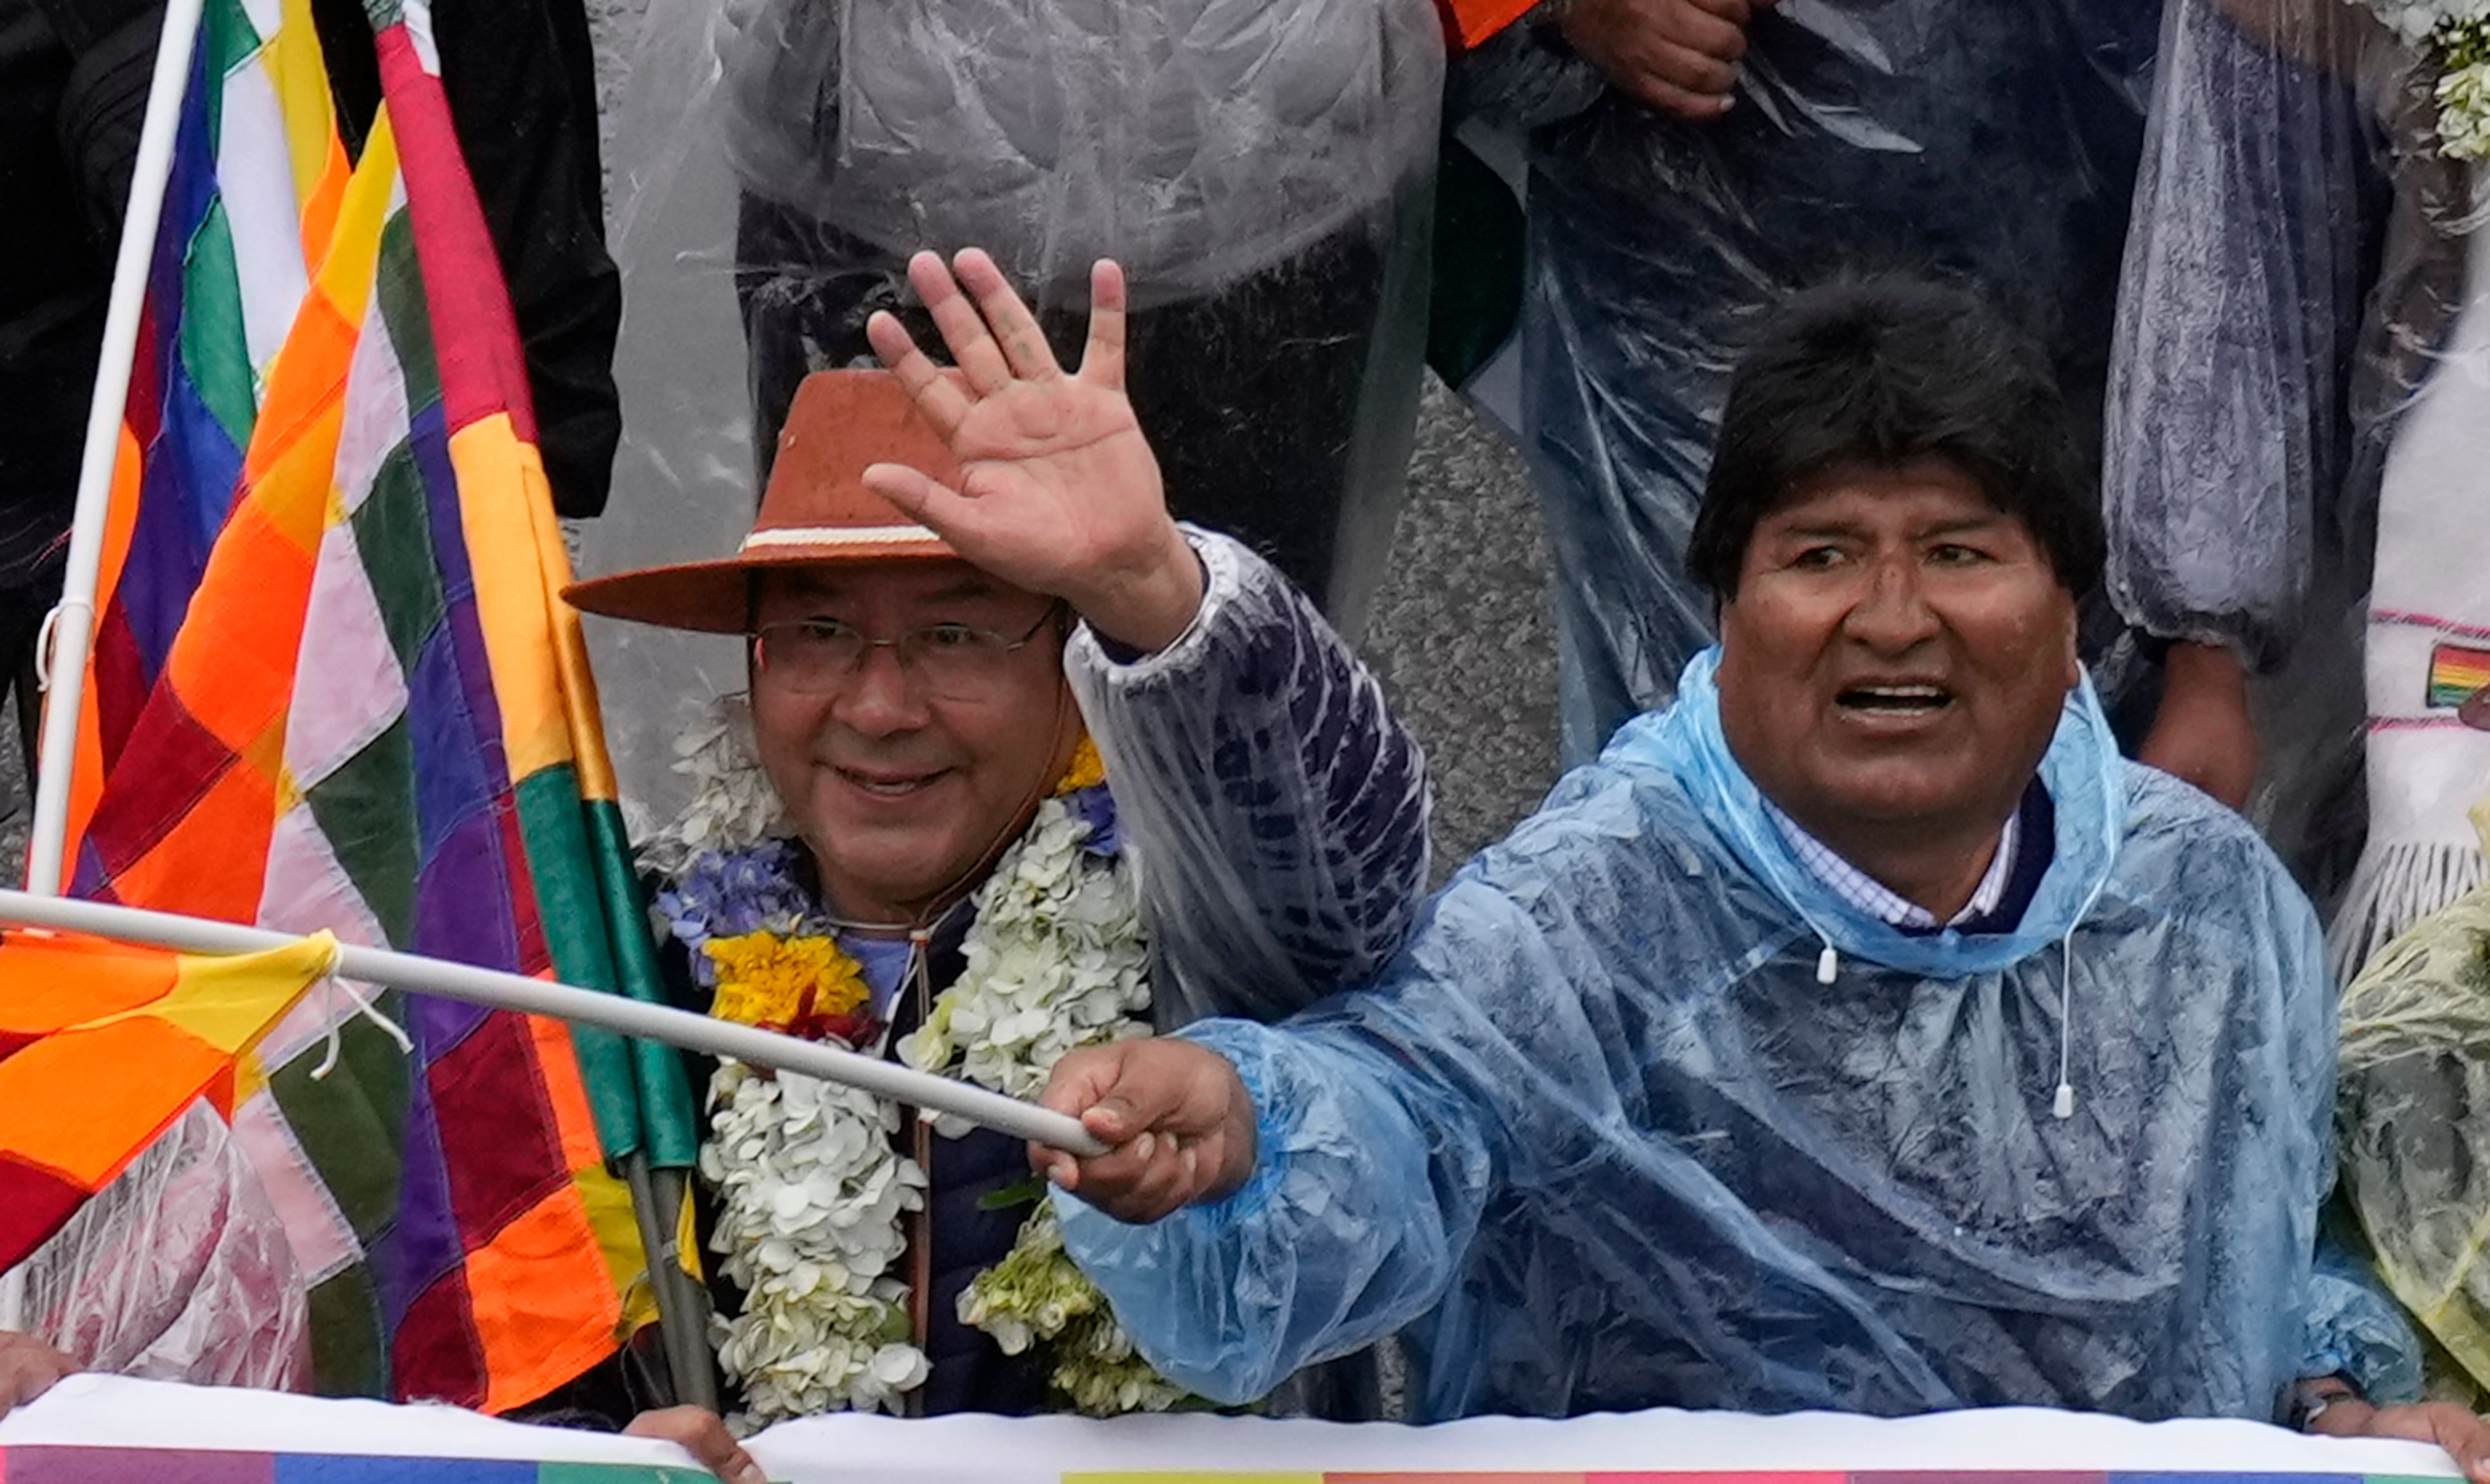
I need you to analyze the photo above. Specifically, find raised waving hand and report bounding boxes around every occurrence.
[864,249,1204,653]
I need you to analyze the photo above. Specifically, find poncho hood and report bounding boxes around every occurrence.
[1608,646,2125,978]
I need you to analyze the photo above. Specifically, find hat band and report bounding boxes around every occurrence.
[740,523,944,553]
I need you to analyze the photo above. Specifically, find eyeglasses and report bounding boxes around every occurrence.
[750,604,1064,699]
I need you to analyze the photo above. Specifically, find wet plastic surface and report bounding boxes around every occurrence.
[1063,652,2411,1420]
[0,1104,308,1391]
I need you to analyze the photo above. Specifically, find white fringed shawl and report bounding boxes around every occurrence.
[2332,162,2490,979]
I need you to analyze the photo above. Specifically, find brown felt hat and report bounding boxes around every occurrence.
[563,370,966,634]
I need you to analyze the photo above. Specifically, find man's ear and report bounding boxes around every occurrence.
[2058,594,2082,690]
[1713,590,1744,659]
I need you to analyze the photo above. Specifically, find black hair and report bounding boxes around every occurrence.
[1685,274,2104,601]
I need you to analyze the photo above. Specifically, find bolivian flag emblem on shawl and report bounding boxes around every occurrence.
[52,0,696,1412]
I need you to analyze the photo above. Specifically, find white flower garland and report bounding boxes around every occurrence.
[897,795,1153,1122]
[656,705,1181,1423]
[700,1062,929,1421]
[638,693,795,879]
[2346,0,2490,157]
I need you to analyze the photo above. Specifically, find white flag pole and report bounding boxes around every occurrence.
[0,887,1111,1155]
[25,0,212,897]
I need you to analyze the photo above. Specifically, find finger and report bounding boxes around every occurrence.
[0,1352,72,1416]
[1655,0,1749,59]
[1072,1127,1161,1192]
[867,311,975,436]
[625,1410,762,1484]
[1078,1056,1197,1143]
[906,251,1017,395]
[1621,64,1737,120]
[1045,1148,1081,1190]
[1079,259,1128,391]
[2461,684,2490,732]
[952,248,1063,382]
[1634,31,1741,94]
[1128,1139,1201,1216]
[1678,0,1755,26]
[2434,1413,2490,1484]
[1040,1046,1131,1118]
[861,463,989,543]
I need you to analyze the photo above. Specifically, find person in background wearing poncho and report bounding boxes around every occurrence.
[1454,0,2161,765]
[1025,276,2490,1467]
[711,0,1441,636]
[2105,0,2490,979]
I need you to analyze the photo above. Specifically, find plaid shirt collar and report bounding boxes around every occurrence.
[1766,801,2022,932]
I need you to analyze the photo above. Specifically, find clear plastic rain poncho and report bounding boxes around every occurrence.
[2339,802,2490,1395]
[1059,652,2419,1421]
[2104,0,2490,974]
[582,0,1442,831]
[1066,532,1433,1028]
[0,1104,308,1390]
[1454,0,2162,763]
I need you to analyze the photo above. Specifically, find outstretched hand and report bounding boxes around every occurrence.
[625,1405,763,1484]
[0,1331,76,1418]
[2309,1397,2490,1483]
[865,249,1204,653]
[1033,1039,1258,1224]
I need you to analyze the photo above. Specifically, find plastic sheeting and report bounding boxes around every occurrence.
[2338,803,2490,1395]
[1068,530,1432,1028]
[1061,649,2414,1421]
[1454,0,2160,764]
[2104,0,2490,968]
[582,0,1441,831]
[0,1104,307,1391]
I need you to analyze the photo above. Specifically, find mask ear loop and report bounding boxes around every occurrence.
[2049,866,2110,1121]
[2052,934,2076,1120]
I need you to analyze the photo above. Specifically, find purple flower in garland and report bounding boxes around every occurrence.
[1066,782,1120,860]
[652,838,824,987]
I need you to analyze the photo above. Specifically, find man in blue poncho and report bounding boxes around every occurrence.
[1028,277,2490,1467]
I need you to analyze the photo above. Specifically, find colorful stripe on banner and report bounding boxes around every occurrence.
[2427,641,2490,710]
[0,1464,2425,1484]
[0,1450,713,1483]
[1067,1473,2410,1484]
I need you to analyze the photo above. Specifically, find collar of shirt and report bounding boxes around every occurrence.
[1766,800,2022,932]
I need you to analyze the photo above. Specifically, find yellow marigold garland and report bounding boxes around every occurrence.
[1056,734,1107,794]
[707,931,873,1042]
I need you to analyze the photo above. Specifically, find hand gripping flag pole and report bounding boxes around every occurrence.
[0,889,1111,1158]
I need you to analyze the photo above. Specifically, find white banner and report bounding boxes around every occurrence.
[0,1375,2461,1484]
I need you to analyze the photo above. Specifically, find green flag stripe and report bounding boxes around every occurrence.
[514,764,645,1162]
[207,0,260,80]
[373,214,442,416]
[182,204,257,448]
[586,798,701,1169]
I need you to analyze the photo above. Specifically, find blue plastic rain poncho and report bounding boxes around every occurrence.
[1060,650,2416,1421]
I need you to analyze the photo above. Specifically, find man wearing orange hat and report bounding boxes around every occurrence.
[571,248,1427,1461]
